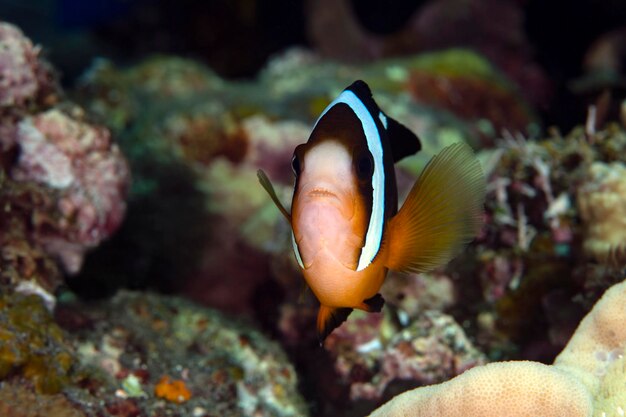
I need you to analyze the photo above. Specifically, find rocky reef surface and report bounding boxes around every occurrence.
[0,290,308,416]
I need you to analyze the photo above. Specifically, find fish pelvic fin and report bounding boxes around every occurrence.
[317,305,353,345]
[257,169,291,222]
[385,142,485,274]
[360,293,385,312]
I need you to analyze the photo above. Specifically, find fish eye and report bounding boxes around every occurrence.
[356,151,374,180]
[291,153,301,176]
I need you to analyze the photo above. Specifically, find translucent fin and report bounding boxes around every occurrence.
[386,142,485,273]
[257,169,291,221]
[317,305,353,345]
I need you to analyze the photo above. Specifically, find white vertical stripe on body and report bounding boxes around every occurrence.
[314,90,385,271]
[292,231,304,268]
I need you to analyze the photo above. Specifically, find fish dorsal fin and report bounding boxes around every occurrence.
[386,116,421,162]
[385,142,485,273]
[317,305,353,345]
[346,80,373,100]
[346,80,420,162]
[257,169,291,222]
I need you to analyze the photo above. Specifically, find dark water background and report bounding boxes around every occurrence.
[3,0,626,130]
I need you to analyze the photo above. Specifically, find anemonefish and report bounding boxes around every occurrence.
[258,80,486,344]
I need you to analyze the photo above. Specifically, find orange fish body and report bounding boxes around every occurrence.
[258,81,486,343]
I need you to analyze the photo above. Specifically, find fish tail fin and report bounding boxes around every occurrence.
[317,305,353,345]
[257,169,291,221]
[385,142,485,273]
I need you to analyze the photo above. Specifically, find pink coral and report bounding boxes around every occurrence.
[0,22,59,155]
[0,22,56,109]
[11,109,130,273]
[324,311,486,402]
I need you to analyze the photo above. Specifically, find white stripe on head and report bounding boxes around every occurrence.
[292,231,304,268]
[315,90,385,271]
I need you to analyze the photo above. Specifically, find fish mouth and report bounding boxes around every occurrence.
[307,188,339,200]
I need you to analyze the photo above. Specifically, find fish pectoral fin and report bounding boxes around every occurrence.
[257,169,291,222]
[317,305,353,345]
[386,116,421,162]
[385,142,486,273]
[361,293,385,312]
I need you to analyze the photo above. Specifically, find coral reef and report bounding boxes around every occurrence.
[380,271,455,321]
[455,124,626,356]
[326,310,486,402]
[305,0,551,110]
[0,289,308,416]
[370,278,626,416]
[371,361,592,416]
[59,290,308,417]
[0,21,130,299]
[0,293,76,394]
[0,174,64,300]
[577,161,626,264]
[11,109,129,274]
[0,382,86,417]
[0,22,58,110]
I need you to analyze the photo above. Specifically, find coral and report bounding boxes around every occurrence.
[381,271,455,321]
[10,109,130,273]
[326,311,486,402]
[104,399,141,417]
[154,376,191,403]
[260,47,536,143]
[370,361,592,416]
[305,0,551,109]
[590,345,626,417]
[61,290,309,417]
[0,173,64,297]
[554,279,626,408]
[0,382,86,417]
[456,124,626,353]
[0,22,58,110]
[0,22,130,300]
[370,278,626,416]
[406,62,533,141]
[577,161,626,263]
[0,293,76,394]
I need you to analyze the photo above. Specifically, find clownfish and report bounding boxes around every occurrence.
[258,80,485,343]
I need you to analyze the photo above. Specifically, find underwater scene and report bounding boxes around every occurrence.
[2,0,626,416]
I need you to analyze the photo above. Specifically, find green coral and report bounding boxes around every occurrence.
[0,294,75,394]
